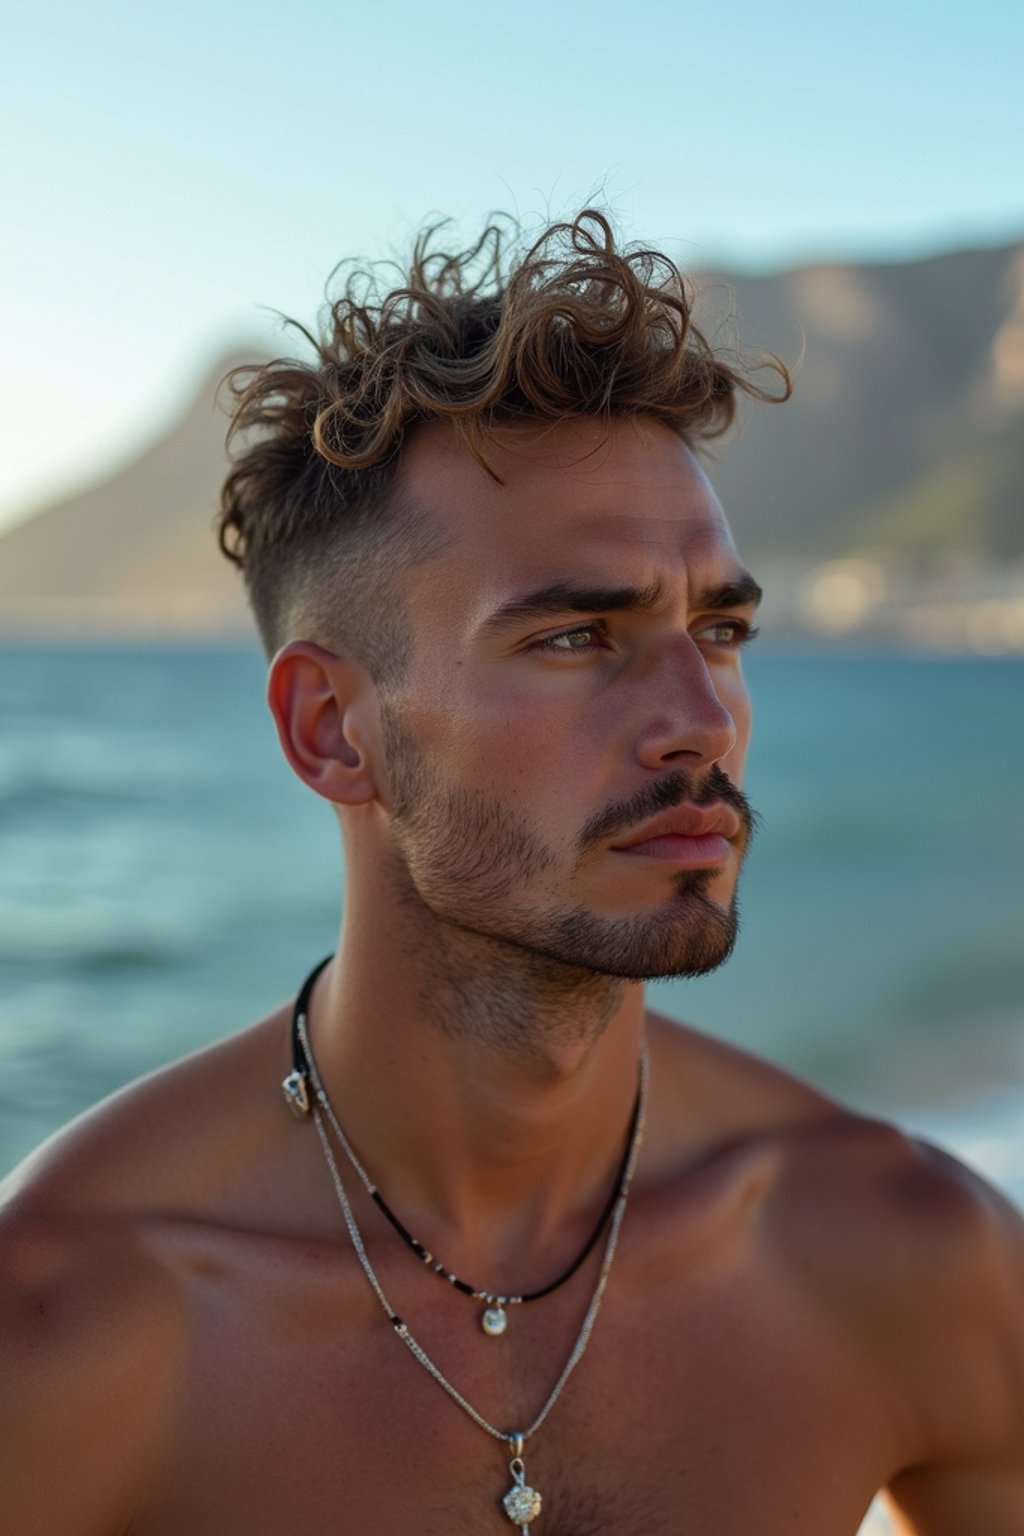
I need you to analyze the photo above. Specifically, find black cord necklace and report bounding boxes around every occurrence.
[282,956,643,1337]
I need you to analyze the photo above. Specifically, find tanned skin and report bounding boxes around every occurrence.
[2,419,1022,1535]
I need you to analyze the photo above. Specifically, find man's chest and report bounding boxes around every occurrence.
[138,1242,899,1536]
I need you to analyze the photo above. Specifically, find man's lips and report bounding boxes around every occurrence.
[609,803,741,865]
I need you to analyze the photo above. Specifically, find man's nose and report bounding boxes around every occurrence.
[631,637,737,772]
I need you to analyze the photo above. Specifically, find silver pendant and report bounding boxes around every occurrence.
[482,1303,508,1336]
[281,1069,310,1118]
[502,1453,542,1530]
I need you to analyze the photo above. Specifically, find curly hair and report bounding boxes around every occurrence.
[219,209,790,679]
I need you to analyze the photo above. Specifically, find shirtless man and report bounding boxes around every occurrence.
[2,212,1022,1535]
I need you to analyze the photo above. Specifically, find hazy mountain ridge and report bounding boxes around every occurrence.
[702,242,1024,563]
[0,352,256,635]
[0,241,1021,641]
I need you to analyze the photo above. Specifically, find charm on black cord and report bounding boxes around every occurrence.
[281,1068,310,1118]
[481,1295,519,1336]
[482,1304,507,1336]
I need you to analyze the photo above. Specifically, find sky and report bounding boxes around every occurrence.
[1,0,1022,533]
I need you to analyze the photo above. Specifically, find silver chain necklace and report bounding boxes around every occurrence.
[301,1018,642,1339]
[297,1015,649,1533]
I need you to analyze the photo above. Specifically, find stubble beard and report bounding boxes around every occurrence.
[380,705,751,987]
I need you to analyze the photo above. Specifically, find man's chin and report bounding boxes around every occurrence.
[597,878,740,980]
[494,889,741,984]
[607,921,739,982]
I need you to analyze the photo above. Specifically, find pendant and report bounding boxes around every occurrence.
[280,1069,310,1118]
[482,1303,508,1336]
[502,1453,542,1530]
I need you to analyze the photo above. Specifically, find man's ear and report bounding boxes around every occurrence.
[266,641,380,806]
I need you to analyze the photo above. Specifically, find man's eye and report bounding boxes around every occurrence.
[699,620,760,648]
[535,623,606,653]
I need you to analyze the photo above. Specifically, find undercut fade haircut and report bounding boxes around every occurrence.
[218,210,791,682]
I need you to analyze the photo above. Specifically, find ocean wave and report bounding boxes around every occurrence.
[0,938,184,976]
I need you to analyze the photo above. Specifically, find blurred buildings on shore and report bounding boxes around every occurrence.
[760,554,1024,654]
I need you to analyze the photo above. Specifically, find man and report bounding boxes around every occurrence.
[2,211,1022,1535]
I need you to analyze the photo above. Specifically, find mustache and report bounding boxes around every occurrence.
[577,764,759,851]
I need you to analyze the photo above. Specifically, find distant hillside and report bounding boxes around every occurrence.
[700,242,1024,564]
[0,354,258,636]
[0,239,1021,638]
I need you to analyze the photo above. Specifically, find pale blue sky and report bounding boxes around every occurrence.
[2,0,1021,529]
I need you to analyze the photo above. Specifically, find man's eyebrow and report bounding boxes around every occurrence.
[480,580,665,635]
[694,573,763,611]
[480,571,762,637]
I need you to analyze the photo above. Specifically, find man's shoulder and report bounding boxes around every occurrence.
[0,1002,295,1321]
[0,1005,294,1530]
[0,1167,187,1531]
[653,1007,1023,1302]
[769,1099,1021,1323]
[650,1010,1024,1466]
[783,1120,1024,1492]
[0,1182,185,1399]
[777,1111,1024,1495]
[1,1002,290,1220]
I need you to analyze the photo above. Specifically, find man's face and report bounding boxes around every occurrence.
[376,416,759,981]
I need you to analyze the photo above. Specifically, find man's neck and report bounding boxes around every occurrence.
[302,893,647,1280]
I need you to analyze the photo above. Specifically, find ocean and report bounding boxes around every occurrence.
[1,642,1021,1199]
[1,641,1020,1534]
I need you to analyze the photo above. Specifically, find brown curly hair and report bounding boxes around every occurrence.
[219,210,790,679]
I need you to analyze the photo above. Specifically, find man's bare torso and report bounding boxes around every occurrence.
[4,1003,1020,1535]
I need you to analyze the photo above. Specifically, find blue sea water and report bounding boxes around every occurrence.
[0,643,1022,1205]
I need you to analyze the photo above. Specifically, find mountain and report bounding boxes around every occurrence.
[0,240,1021,640]
[0,354,257,637]
[699,242,1024,564]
